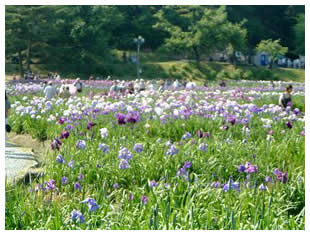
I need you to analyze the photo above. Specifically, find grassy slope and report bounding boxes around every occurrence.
[148,61,305,83]
[6,61,305,83]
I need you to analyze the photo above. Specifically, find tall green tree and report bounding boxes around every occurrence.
[256,39,288,69]
[113,6,167,51]
[65,6,124,74]
[294,14,305,55]
[6,5,54,76]
[227,5,304,60]
[39,6,124,75]
[154,6,247,65]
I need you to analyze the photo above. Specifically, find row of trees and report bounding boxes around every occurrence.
[5,5,304,76]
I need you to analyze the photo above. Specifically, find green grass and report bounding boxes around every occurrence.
[6,60,305,83]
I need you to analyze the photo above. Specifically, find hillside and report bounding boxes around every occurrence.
[6,61,305,83]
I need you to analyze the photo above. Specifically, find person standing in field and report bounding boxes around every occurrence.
[172,80,181,90]
[44,81,56,100]
[110,80,119,93]
[74,78,83,93]
[126,82,135,94]
[158,79,165,91]
[5,91,11,142]
[279,84,293,108]
[55,73,61,81]
[219,80,226,87]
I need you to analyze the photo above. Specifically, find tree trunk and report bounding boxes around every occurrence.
[268,59,273,69]
[26,38,32,71]
[193,46,200,66]
[247,47,253,64]
[230,51,237,65]
[18,50,24,78]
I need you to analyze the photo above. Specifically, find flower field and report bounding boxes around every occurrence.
[5,80,305,230]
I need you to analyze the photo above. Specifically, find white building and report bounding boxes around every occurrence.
[252,52,269,67]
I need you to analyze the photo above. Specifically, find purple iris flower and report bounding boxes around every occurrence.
[166,144,178,156]
[56,154,65,164]
[223,177,240,192]
[98,143,109,153]
[177,167,187,177]
[74,182,82,190]
[61,176,68,184]
[293,108,300,115]
[244,162,258,174]
[238,164,246,173]
[273,168,288,183]
[68,160,75,169]
[46,179,56,191]
[126,111,140,123]
[196,130,210,138]
[182,132,192,140]
[232,182,240,192]
[212,181,221,188]
[259,184,267,191]
[76,140,86,150]
[87,121,96,130]
[81,198,100,212]
[265,176,273,183]
[177,167,189,181]
[65,124,73,131]
[115,113,126,125]
[149,180,158,188]
[78,174,84,181]
[71,210,85,223]
[160,116,167,124]
[118,148,133,160]
[286,121,293,129]
[113,183,119,189]
[183,161,192,169]
[227,115,236,125]
[300,130,305,136]
[58,118,65,125]
[165,140,172,147]
[164,183,170,188]
[133,143,143,153]
[222,183,230,192]
[141,195,148,205]
[198,143,208,152]
[273,168,280,175]
[129,193,134,201]
[119,159,130,169]
[60,131,70,139]
[51,138,62,151]
[88,201,100,212]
